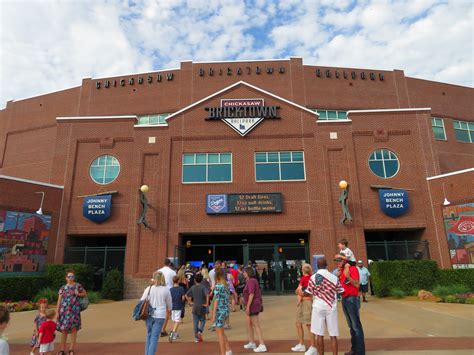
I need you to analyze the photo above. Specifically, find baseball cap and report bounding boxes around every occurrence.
[334,256,344,261]
[358,260,363,264]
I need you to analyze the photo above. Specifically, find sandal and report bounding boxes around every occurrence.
[68,351,75,355]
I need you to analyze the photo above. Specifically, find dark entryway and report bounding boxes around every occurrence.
[178,233,309,294]
[365,229,430,261]
[64,235,126,290]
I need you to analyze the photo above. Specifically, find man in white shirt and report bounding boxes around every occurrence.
[305,257,344,355]
[156,258,176,337]
[357,260,371,303]
[208,260,221,289]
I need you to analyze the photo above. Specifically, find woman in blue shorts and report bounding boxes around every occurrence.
[212,269,232,355]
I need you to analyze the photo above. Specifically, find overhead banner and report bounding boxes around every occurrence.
[83,194,112,223]
[207,193,282,214]
[379,189,409,218]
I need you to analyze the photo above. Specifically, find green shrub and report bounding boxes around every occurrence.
[0,276,48,301]
[408,289,420,296]
[33,287,58,304]
[433,284,469,297]
[465,298,474,305]
[445,295,457,303]
[369,260,438,297]
[389,288,406,298]
[101,269,123,301]
[45,264,95,292]
[437,269,474,290]
[87,291,102,304]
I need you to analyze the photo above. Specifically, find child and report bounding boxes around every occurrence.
[186,273,209,343]
[0,305,10,355]
[38,309,56,355]
[335,238,356,282]
[212,268,232,355]
[169,275,186,342]
[30,299,48,355]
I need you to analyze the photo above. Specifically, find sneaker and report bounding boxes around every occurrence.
[305,346,318,355]
[243,342,257,349]
[194,337,199,343]
[291,343,306,352]
[224,324,232,330]
[197,332,203,343]
[225,351,233,355]
[254,344,267,353]
[168,331,174,343]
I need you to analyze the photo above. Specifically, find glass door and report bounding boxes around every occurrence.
[246,244,280,293]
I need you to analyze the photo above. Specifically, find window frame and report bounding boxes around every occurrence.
[453,120,474,143]
[182,152,232,184]
[137,113,171,126]
[254,151,306,182]
[313,109,348,120]
[89,155,121,185]
[431,117,447,141]
[367,149,400,179]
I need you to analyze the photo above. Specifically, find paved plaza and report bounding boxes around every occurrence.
[7,295,474,354]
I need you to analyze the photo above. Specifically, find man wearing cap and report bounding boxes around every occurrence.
[336,256,365,355]
[357,260,370,303]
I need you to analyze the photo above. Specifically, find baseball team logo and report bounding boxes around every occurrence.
[207,194,228,214]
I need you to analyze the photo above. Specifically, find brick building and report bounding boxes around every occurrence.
[0,58,473,296]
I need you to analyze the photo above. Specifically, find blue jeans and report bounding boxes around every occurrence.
[193,313,206,336]
[342,296,365,355]
[145,317,165,355]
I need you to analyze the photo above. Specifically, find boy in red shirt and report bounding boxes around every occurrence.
[38,309,56,355]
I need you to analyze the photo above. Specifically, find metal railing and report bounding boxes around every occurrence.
[64,246,126,290]
[366,240,430,261]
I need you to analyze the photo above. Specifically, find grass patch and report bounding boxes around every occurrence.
[389,288,406,299]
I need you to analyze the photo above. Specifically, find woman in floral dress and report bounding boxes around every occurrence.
[212,269,232,355]
[55,270,87,355]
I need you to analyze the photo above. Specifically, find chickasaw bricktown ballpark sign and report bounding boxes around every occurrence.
[379,189,409,218]
[205,98,280,136]
[207,193,283,214]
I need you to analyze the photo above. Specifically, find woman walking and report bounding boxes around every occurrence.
[243,267,266,353]
[141,271,172,355]
[212,269,232,355]
[55,270,87,355]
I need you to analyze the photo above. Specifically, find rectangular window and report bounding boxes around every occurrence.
[137,113,171,125]
[255,151,305,181]
[182,153,232,183]
[314,109,348,120]
[453,120,474,143]
[431,117,446,140]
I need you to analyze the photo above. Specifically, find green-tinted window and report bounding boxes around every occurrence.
[315,109,347,120]
[255,151,305,181]
[368,149,399,179]
[453,120,473,143]
[90,155,120,184]
[137,113,172,125]
[182,153,232,183]
[431,117,446,140]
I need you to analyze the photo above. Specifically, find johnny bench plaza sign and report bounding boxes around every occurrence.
[379,189,409,218]
[205,98,280,136]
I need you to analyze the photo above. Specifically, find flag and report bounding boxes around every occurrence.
[306,271,344,308]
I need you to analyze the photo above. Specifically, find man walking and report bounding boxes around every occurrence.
[357,260,370,303]
[337,257,365,355]
[157,258,176,337]
[304,257,344,355]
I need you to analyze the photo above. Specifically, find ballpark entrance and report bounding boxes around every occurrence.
[178,233,309,294]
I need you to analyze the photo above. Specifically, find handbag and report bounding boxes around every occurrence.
[132,285,153,321]
[76,284,89,311]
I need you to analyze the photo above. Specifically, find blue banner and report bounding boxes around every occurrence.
[379,189,409,218]
[83,194,112,223]
[206,194,228,214]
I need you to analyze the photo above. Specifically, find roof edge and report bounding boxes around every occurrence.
[0,175,64,189]
[57,115,138,122]
[426,168,474,181]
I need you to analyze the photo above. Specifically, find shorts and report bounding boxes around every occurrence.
[311,306,339,337]
[236,286,244,295]
[171,310,182,322]
[295,299,312,324]
[360,284,369,293]
[39,342,54,353]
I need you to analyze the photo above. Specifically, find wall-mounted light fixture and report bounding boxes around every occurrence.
[35,192,45,215]
[442,183,450,206]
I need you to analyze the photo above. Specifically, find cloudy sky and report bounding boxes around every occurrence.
[0,0,472,107]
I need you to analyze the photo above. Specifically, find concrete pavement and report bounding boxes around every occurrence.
[6,295,474,354]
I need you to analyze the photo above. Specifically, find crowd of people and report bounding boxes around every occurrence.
[142,259,267,355]
[0,239,370,355]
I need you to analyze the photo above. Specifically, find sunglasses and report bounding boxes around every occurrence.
[67,275,75,279]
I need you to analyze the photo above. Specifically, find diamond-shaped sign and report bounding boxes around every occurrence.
[222,117,265,136]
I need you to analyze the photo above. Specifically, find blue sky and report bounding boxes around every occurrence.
[0,0,472,106]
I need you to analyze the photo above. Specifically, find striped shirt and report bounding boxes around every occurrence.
[305,269,344,309]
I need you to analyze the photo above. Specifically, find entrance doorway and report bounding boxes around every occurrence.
[180,233,309,294]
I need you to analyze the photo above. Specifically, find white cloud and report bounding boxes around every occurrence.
[0,0,472,107]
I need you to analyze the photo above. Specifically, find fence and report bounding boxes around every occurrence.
[64,246,126,290]
[366,240,430,261]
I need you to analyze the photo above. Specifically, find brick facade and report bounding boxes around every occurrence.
[1,59,473,295]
